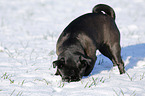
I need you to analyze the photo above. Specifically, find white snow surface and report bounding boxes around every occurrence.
[0,0,145,96]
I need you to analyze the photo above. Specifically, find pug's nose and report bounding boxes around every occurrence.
[62,76,81,82]
[62,76,71,82]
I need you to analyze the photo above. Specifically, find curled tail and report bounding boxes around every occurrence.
[92,4,116,20]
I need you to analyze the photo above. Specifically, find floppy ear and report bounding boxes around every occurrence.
[53,60,59,68]
[53,58,65,68]
[79,56,92,67]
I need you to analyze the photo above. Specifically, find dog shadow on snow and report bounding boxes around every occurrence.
[90,43,145,75]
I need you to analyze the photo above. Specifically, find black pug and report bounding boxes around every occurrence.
[53,4,125,82]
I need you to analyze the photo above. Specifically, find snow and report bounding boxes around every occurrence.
[0,0,145,96]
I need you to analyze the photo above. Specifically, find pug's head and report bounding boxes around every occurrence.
[53,53,91,82]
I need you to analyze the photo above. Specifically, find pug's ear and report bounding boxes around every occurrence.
[79,56,92,67]
[53,58,65,68]
[53,60,59,68]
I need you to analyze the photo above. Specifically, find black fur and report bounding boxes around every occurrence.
[53,4,125,82]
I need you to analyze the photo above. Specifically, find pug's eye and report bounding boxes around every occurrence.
[80,60,87,68]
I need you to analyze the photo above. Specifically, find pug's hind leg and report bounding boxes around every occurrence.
[99,43,125,74]
[109,43,125,74]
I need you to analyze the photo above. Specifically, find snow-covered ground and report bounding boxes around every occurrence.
[0,0,145,96]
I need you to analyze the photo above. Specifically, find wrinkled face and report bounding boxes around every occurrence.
[53,55,91,82]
